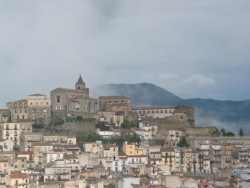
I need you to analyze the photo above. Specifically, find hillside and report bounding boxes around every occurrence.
[92,83,250,134]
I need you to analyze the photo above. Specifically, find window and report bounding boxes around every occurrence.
[20,110,22,113]
[57,96,60,103]
[14,110,17,113]
[19,103,22,108]
[14,103,17,108]
[30,102,33,105]
[25,110,27,113]
[24,103,27,108]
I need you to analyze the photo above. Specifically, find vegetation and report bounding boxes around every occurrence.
[13,146,20,151]
[32,123,46,129]
[224,132,235,137]
[76,132,141,149]
[121,120,138,129]
[238,128,244,136]
[177,137,189,147]
[65,116,95,122]
[50,116,64,127]
[219,128,235,137]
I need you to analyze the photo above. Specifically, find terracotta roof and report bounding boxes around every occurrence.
[93,165,105,169]
[131,127,141,131]
[173,109,187,114]
[99,96,131,99]
[28,93,45,96]
[103,145,117,149]
[160,148,174,152]
[63,154,78,159]
[10,173,29,179]
[52,149,63,152]
[63,145,80,149]
[118,151,126,156]
[15,151,33,155]
[56,87,87,93]
[133,106,175,110]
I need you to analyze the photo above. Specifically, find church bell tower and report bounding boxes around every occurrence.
[75,74,85,90]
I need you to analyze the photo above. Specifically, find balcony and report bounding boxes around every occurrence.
[38,154,42,158]
[0,181,6,185]
[16,182,28,186]
[6,133,9,136]
[105,157,113,162]
[45,178,54,182]
[58,178,69,181]
[0,158,8,162]
[71,169,79,172]
[55,171,69,175]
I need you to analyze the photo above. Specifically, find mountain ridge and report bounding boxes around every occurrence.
[92,83,250,134]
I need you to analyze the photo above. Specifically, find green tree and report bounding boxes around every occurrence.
[51,117,64,127]
[220,128,226,135]
[224,132,235,137]
[238,128,244,137]
[177,137,189,147]
[13,146,20,151]
[76,115,83,121]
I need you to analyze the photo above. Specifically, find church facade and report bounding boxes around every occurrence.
[50,75,98,119]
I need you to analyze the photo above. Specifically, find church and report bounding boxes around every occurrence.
[50,75,98,119]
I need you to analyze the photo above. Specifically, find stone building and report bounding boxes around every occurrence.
[50,75,98,119]
[0,109,10,123]
[98,96,132,120]
[6,99,28,121]
[27,94,51,124]
[133,105,195,126]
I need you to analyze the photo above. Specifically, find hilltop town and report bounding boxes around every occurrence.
[0,75,249,188]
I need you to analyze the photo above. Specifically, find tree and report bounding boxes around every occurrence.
[177,137,189,147]
[239,128,244,137]
[224,132,235,137]
[220,128,226,136]
[51,117,64,127]
[76,115,83,121]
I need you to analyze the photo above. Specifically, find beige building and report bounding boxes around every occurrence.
[44,166,72,182]
[32,143,53,166]
[0,122,32,147]
[0,151,15,175]
[98,111,124,127]
[27,93,51,124]
[6,173,29,188]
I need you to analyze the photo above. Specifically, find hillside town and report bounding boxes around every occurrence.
[0,75,250,188]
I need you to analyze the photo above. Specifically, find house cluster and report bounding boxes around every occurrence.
[0,75,249,188]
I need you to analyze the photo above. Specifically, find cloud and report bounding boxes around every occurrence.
[181,74,215,87]
[159,73,179,82]
[0,0,250,107]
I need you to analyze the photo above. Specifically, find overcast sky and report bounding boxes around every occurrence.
[0,0,249,108]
